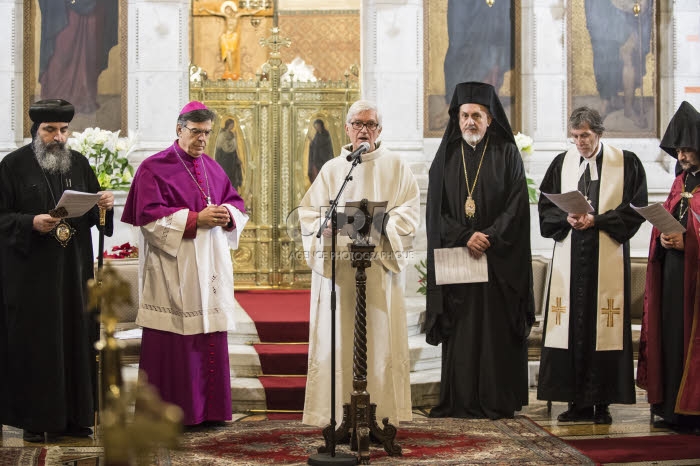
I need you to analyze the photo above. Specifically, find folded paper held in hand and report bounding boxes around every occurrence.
[542,190,594,214]
[631,203,686,235]
[434,247,488,285]
[49,190,103,218]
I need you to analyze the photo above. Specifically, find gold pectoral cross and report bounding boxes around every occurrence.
[550,297,566,325]
[601,298,620,327]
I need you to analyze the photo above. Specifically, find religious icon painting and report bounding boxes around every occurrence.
[24,0,126,136]
[213,115,246,195]
[568,0,657,137]
[423,0,520,138]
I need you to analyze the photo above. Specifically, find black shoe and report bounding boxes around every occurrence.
[23,430,45,443]
[63,425,93,437]
[594,404,612,425]
[200,420,226,428]
[654,419,700,434]
[557,403,594,422]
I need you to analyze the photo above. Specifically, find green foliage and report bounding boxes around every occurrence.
[68,127,135,190]
[415,259,427,296]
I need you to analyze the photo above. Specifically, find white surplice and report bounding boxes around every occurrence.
[135,205,249,335]
[299,143,420,426]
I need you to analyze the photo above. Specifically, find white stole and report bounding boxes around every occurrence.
[545,145,625,351]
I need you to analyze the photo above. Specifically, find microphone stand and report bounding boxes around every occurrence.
[308,156,362,466]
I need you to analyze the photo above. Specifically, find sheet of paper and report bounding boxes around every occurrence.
[50,190,102,218]
[434,247,488,285]
[631,203,686,234]
[542,190,594,214]
[114,328,143,340]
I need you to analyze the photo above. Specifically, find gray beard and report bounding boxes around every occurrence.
[33,138,72,175]
[462,131,483,147]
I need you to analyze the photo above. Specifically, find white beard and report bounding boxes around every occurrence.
[462,131,483,147]
[34,138,72,175]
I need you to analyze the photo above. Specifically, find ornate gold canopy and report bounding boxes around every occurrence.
[190,25,360,289]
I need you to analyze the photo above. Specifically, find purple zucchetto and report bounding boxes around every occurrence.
[179,101,209,115]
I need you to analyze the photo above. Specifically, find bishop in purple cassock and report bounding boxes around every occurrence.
[122,101,248,425]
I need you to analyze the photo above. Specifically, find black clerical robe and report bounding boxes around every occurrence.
[426,133,534,419]
[0,144,113,433]
[537,145,647,406]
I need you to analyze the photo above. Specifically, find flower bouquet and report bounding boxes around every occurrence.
[68,128,135,190]
[514,132,538,203]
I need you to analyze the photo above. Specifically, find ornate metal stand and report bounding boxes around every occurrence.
[316,200,402,464]
[88,264,182,465]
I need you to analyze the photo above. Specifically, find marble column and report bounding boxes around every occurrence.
[0,0,24,157]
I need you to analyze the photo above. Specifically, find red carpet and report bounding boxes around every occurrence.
[235,290,310,342]
[253,343,308,375]
[567,434,700,464]
[257,376,307,411]
[236,291,311,419]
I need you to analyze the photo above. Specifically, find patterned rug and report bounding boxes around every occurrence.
[0,447,43,466]
[154,416,594,465]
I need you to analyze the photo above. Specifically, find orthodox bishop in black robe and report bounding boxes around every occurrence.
[0,99,114,438]
[537,114,647,420]
[426,82,534,419]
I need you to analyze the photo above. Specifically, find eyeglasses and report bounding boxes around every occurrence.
[350,121,379,131]
[182,126,212,137]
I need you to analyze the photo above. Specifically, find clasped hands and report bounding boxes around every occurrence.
[467,231,490,259]
[660,232,684,251]
[197,204,231,229]
[567,213,595,230]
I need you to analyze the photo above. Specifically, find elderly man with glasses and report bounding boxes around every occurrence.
[122,101,248,428]
[298,99,420,428]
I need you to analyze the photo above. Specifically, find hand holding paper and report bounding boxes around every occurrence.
[542,190,594,214]
[434,247,488,284]
[49,190,103,219]
[631,203,685,235]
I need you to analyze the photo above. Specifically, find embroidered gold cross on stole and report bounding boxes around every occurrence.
[601,298,620,327]
[551,297,567,325]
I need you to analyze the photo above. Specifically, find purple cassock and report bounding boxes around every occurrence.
[122,140,245,425]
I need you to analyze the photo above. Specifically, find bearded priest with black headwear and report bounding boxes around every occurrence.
[639,101,700,433]
[0,99,114,442]
[426,81,535,419]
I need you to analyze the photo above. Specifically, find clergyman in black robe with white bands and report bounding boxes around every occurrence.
[537,106,647,424]
[426,82,535,419]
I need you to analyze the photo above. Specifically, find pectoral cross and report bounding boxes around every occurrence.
[601,298,620,327]
[550,297,566,325]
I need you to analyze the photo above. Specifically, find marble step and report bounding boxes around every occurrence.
[229,367,442,413]
[228,333,440,379]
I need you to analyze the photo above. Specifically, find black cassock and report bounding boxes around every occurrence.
[537,146,647,406]
[0,144,113,432]
[426,133,534,419]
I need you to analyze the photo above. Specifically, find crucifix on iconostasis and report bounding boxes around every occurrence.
[193,0,274,80]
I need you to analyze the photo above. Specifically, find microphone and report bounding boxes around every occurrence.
[345,141,371,162]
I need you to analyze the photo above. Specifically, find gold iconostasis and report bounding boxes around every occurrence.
[190,0,361,289]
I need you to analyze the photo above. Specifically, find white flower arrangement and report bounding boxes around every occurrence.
[513,132,538,203]
[514,132,534,154]
[68,128,135,190]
